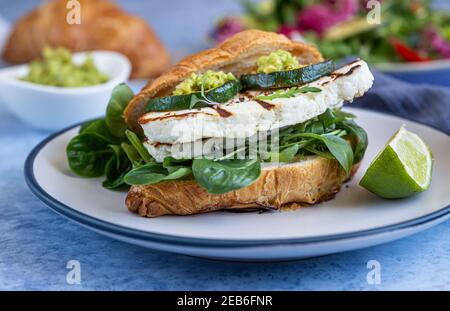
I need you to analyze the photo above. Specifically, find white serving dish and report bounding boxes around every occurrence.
[25,108,450,261]
[0,51,131,131]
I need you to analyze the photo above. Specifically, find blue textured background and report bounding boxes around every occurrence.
[0,0,449,290]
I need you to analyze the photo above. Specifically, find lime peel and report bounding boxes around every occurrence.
[360,126,434,199]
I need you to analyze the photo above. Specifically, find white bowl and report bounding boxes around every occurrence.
[0,51,131,131]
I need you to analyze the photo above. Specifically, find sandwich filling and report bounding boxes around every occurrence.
[257,49,303,73]
[140,59,373,160]
[127,56,374,194]
[173,70,237,95]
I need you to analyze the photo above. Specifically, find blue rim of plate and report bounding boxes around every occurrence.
[24,108,450,248]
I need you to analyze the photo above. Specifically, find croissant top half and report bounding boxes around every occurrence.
[124,29,323,132]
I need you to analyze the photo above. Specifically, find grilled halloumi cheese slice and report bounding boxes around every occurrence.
[144,137,247,163]
[140,60,374,155]
[144,133,272,162]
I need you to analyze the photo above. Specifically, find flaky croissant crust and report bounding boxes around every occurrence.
[126,157,360,217]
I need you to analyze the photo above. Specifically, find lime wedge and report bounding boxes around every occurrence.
[360,126,434,199]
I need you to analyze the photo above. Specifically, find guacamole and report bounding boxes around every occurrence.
[173,70,236,95]
[22,47,109,87]
[257,49,302,74]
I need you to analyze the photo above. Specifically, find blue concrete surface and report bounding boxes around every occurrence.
[0,0,449,290]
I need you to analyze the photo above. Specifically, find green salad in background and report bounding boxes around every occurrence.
[211,0,450,63]
[22,47,109,87]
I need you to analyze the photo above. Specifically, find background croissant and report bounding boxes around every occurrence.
[2,0,170,79]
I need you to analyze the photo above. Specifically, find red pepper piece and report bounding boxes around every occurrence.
[389,38,431,62]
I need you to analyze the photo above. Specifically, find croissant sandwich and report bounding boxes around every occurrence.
[2,0,170,79]
[66,30,374,217]
[119,30,374,217]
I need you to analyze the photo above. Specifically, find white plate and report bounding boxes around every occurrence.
[25,108,450,261]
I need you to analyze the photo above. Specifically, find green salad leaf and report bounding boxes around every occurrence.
[192,158,261,194]
[67,83,137,184]
[103,145,131,189]
[296,133,354,175]
[66,133,113,177]
[105,83,135,138]
[121,143,143,168]
[67,83,368,194]
[338,119,368,164]
[125,130,153,163]
[256,86,321,100]
[278,144,300,162]
[268,144,300,163]
[79,119,120,144]
[79,118,102,134]
[124,162,192,185]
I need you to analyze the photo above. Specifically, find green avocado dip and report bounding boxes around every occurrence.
[173,70,237,95]
[257,49,303,74]
[21,47,109,87]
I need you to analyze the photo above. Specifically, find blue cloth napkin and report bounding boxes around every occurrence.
[355,70,450,135]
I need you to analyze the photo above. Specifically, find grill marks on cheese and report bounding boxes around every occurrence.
[255,99,276,110]
[212,105,233,117]
[321,63,362,86]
